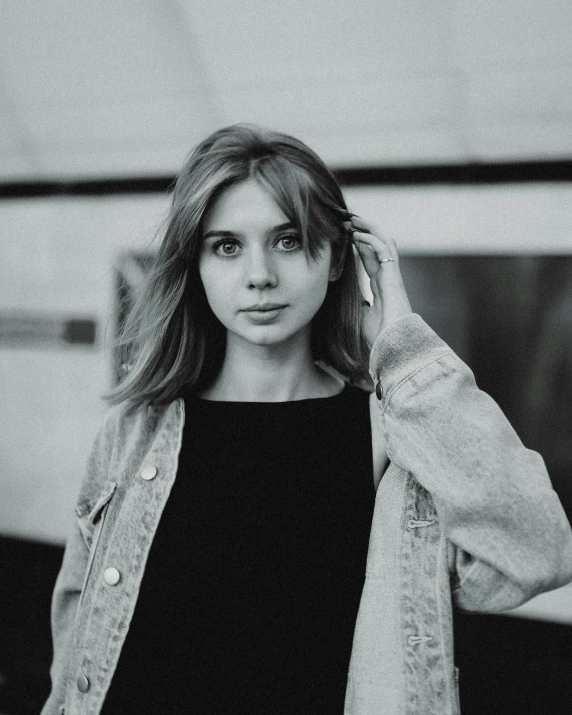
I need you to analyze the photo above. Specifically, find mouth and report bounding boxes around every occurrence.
[243,304,288,312]
[242,304,288,323]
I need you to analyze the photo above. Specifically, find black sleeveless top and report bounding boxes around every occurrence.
[102,384,375,714]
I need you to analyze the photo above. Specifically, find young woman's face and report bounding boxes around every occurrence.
[198,177,333,350]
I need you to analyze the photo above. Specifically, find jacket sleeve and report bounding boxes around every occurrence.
[369,313,572,613]
[41,408,119,715]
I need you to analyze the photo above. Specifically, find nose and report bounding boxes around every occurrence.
[245,247,278,290]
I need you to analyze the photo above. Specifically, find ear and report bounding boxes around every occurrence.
[328,244,347,282]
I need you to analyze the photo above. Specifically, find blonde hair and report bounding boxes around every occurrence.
[105,124,371,409]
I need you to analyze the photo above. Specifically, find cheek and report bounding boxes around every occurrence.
[198,261,232,315]
[304,251,332,292]
[291,260,331,309]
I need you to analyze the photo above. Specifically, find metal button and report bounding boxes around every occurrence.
[77,674,90,693]
[375,381,383,400]
[141,464,157,481]
[103,567,121,586]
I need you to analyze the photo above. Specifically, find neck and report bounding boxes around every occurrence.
[200,330,343,402]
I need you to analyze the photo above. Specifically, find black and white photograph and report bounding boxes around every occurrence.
[0,2,571,714]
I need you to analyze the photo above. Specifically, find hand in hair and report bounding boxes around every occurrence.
[346,214,413,348]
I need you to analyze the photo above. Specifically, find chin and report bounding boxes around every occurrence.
[230,323,306,348]
[240,329,293,347]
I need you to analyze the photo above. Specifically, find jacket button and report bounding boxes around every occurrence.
[141,464,157,480]
[408,634,432,646]
[375,381,383,400]
[77,674,90,693]
[103,567,121,585]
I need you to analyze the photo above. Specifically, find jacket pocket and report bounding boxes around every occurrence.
[75,479,117,606]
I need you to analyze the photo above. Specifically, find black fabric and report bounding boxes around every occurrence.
[102,384,375,714]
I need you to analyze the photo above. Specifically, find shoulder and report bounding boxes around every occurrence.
[76,398,182,504]
[97,398,182,443]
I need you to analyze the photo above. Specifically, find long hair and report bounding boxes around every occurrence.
[105,124,371,409]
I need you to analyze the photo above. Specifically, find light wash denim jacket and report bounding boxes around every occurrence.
[42,313,572,715]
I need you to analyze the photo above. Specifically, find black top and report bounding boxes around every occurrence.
[102,384,375,715]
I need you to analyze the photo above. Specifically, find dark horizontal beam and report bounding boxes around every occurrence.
[0,176,177,199]
[1,159,571,199]
[335,160,572,185]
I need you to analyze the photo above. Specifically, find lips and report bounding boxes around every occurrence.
[243,304,287,312]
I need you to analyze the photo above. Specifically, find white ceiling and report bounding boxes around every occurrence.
[0,0,571,181]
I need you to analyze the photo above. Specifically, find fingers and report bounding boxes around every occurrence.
[343,212,398,261]
[348,219,398,265]
[344,216,401,306]
[351,230,396,264]
[350,214,394,241]
[344,214,398,252]
[342,214,412,337]
[352,238,381,281]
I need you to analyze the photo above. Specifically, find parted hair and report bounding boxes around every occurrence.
[105,123,371,409]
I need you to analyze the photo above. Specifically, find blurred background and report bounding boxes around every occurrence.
[0,1,571,713]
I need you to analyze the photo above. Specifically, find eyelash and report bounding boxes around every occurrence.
[211,234,301,256]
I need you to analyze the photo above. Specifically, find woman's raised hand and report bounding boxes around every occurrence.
[346,215,413,349]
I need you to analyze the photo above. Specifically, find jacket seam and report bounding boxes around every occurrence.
[382,351,455,415]
[437,532,458,715]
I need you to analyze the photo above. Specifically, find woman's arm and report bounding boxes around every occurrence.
[347,213,572,610]
[370,312,572,612]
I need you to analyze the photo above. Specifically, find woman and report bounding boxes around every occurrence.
[42,124,572,715]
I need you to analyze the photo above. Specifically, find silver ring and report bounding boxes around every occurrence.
[379,258,395,263]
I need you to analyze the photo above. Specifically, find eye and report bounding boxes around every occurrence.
[276,234,301,251]
[212,239,240,256]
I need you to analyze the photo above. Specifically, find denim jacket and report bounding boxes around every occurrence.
[42,313,572,715]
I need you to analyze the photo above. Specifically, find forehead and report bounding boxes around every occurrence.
[203,178,288,231]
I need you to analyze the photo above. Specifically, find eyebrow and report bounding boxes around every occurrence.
[202,222,296,241]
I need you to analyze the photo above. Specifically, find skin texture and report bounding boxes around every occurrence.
[198,177,341,401]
